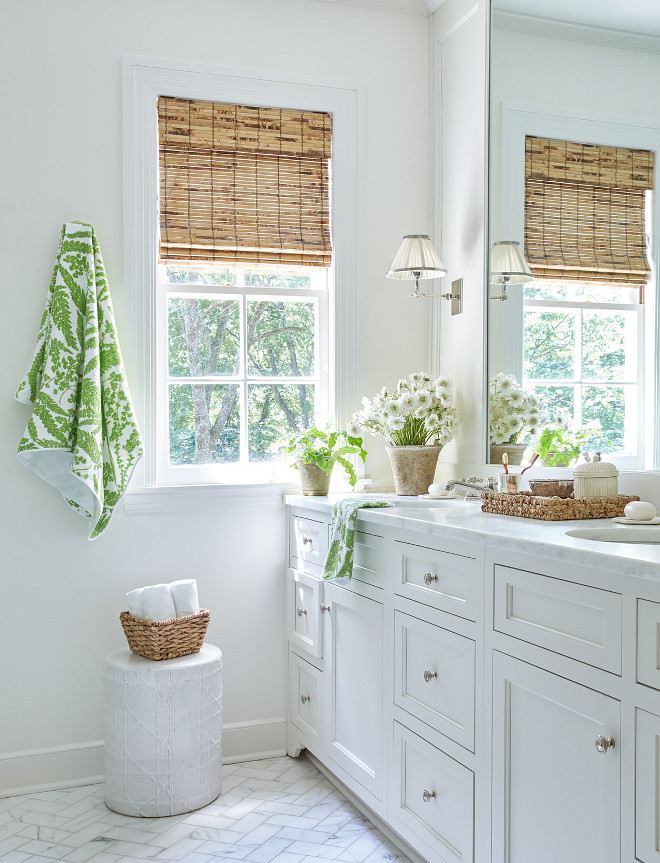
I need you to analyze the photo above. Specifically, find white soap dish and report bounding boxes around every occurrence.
[419,492,462,500]
[612,516,660,525]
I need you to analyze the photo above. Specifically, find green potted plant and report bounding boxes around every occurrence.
[283,426,367,496]
[532,416,607,467]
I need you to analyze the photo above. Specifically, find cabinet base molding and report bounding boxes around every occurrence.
[305,752,429,863]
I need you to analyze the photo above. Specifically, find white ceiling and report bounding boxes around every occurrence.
[495,0,660,38]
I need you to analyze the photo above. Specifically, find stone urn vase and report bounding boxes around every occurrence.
[489,443,527,466]
[296,459,332,496]
[385,445,442,496]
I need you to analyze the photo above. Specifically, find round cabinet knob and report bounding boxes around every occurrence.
[424,572,438,585]
[320,604,331,613]
[422,790,436,803]
[297,607,307,617]
[300,694,311,704]
[302,536,313,546]
[424,670,438,683]
[595,734,615,753]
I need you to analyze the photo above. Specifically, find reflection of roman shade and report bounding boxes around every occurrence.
[158,97,332,267]
[524,136,654,285]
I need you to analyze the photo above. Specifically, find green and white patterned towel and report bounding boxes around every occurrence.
[15,222,143,540]
[323,497,390,580]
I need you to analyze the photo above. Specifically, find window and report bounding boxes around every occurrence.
[521,136,653,467]
[157,262,329,484]
[123,60,358,499]
[156,96,333,484]
[522,280,644,460]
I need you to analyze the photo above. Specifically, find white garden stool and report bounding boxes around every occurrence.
[103,644,222,817]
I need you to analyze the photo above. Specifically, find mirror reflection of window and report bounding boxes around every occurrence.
[522,136,652,461]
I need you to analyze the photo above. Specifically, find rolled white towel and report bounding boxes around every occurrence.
[125,587,145,618]
[170,579,200,617]
[141,584,176,622]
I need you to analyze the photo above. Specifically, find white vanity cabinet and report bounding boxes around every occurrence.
[285,500,660,863]
[491,651,621,863]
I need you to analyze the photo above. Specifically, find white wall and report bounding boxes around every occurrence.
[0,0,430,794]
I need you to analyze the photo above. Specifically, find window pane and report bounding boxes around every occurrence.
[523,280,640,303]
[169,383,240,465]
[245,270,313,289]
[523,310,576,379]
[248,384,315,462]
[582,310,635,382]
[168,297,240,376]
[529,385,575,427]
[165,266,237,286]
[583,385,626,452]
[247,300,315,376]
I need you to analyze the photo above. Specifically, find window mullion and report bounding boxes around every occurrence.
[239,282,249,467]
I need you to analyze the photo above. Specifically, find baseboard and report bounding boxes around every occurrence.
[0,718,287,798]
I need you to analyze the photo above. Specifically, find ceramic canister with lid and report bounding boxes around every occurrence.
[573,453,619,499]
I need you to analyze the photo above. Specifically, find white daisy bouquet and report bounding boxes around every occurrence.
[489,373,546,445]
[349,372,459,447]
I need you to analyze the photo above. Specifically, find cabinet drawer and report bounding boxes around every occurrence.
[289,652,323,749]
[390,722,474,863]
[290,515,328,574]
[289,570,323,659]
[395,541,477,620]
[351,530,383,589]
[395,611,475,751]
[638,600,660,690]
[493,565,622,674]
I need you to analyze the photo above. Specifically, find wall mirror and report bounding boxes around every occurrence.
[487,0,660,471]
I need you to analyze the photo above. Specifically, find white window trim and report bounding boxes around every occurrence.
[493,103,660,470]
[121,57,361,511]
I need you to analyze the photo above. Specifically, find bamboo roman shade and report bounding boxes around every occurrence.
[524,136,654,285]
[158,97,332,267]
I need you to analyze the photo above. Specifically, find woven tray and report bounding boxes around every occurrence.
[119,609,210,660]
[481,492,639,521]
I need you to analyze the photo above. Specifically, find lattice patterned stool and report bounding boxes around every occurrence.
[103,644,222,816]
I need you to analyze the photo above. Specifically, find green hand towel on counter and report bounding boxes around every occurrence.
[323,497,390,580]
[15,222,143,540]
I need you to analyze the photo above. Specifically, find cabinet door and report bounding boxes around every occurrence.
[492,652,620,863]
[636,708,660,862]
[323,581,383,800]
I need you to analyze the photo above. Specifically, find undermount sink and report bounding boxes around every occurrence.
[566,527,660,544]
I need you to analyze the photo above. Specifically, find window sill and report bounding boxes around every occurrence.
[124,481,297,515]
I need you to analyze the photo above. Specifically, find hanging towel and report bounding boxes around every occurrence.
[323,497,390,580]
[15,222,143,540]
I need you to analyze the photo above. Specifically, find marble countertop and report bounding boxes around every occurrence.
[285,493,660,581]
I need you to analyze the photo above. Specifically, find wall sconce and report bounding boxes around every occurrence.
[386,235,461,312]
[490,241,534,301]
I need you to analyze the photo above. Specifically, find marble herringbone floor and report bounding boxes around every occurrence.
[0,756,412,863]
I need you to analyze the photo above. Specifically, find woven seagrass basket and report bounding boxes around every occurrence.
[119,609,210,661]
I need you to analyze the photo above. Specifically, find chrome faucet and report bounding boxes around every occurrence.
[444,476,497,499]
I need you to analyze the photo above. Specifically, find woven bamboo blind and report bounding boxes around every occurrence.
[158,97,332,267]
[524,136,654,285]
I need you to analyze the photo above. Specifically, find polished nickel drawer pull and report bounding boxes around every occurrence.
[422,789,436,803]
[424,572,438,585]
[302,536,313,547]
[424,670,438,683]
[297,607,307,617]
[320,604,331,612]
[300,694,311,704]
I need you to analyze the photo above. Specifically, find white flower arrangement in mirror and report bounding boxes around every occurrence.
[349,372,460,447]
[489,373,547,446]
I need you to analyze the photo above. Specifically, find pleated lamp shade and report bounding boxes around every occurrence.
[490,241,534,284]
[386,234,447,280]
